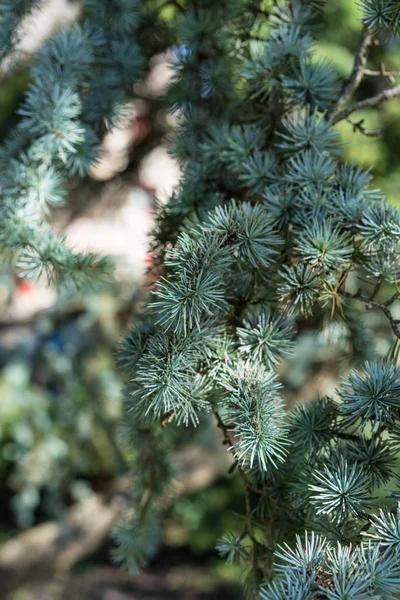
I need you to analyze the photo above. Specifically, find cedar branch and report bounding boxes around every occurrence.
[331,27,374,118]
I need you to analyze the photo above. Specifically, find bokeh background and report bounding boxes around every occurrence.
[0,1,399,598]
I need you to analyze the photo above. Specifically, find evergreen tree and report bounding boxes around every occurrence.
[113,1,400,598]
[3,0,400,598]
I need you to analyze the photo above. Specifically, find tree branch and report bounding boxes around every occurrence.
[213,409,267,550]
[339,288,400,339]
[384,290,400,307]
[365,67,400,83]
[368,278,382,302]
[332,83,400,124]
[331,27,374,118]
[345,117,383,137]
[213,409,262,497]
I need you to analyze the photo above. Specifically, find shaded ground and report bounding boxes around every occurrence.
[8,564,241,600]
[0,448,243,600]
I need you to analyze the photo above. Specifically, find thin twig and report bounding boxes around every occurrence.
[214,422,269,573]
[331,27,374,117]
[365,68,400,82]
[213,409,265,553]
[213,410,263,496]
[332,83,400,124]
[384,290,400,307]
[340,288,400,339]
[368,278,382,302]
[345,117,383,137]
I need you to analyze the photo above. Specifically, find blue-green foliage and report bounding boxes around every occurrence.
[0,297,127,528]
[114,0,400,596]
[261,533,400,599]
[111,421,176,572]
[360,0,400,36]
[0,2,41,61]
[3,0,400,598]
[0,0,144,287]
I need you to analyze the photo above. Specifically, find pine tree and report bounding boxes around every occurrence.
[3,1,400,598]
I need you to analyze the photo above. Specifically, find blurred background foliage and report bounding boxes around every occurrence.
[0,1,400,598]
[0,281,135,530]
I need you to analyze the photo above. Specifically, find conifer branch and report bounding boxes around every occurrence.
[214,409,267,567]
[384,290,400,307]
[7,0,400,594]
[332,83,400,124]
[368,277,382,301]
[365,67,400,80]
[331,26,374,117]
[346,117,383,137]
[115,0,400,589]
[340,287,400,339]
[213,410,263,498]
